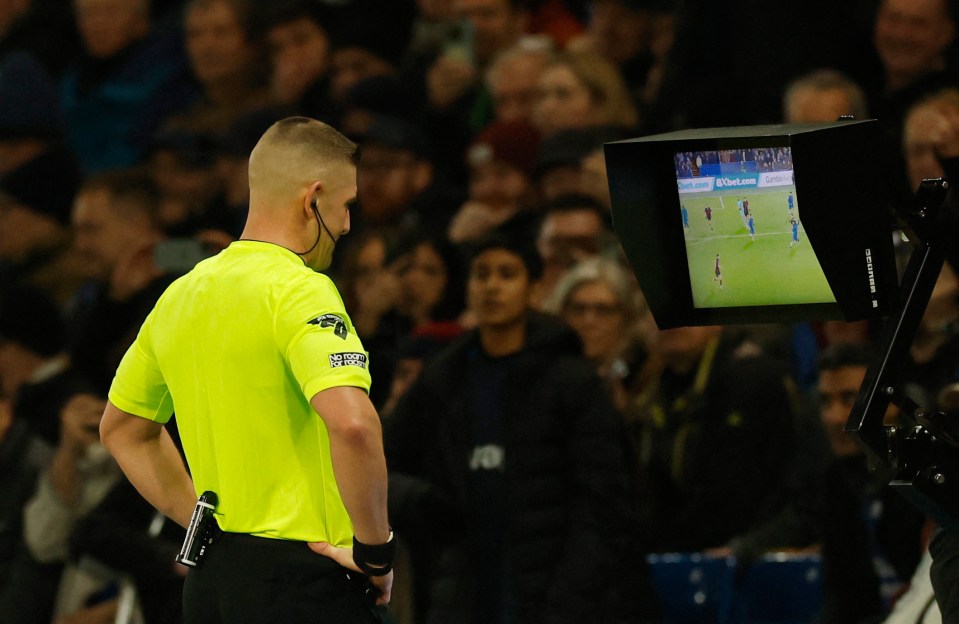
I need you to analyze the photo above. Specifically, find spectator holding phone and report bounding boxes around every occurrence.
[18,393,121,622]
[415,0,534,185]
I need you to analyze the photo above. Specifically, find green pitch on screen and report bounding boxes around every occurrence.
[679,190,836,308]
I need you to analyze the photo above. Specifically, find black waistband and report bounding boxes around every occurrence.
[214,532,343,570]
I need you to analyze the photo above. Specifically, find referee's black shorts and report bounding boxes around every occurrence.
[182,531,386,623]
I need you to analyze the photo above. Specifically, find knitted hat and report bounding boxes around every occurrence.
[467,120,541,177]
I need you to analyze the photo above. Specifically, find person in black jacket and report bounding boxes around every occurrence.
[385,230,655,624]
[814,343,926,623]
[68,168,174,395]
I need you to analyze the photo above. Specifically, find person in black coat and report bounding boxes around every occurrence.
[814,343,926,623]
[385,231,656,624]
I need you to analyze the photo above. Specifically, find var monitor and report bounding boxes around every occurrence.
[604,120,899,328]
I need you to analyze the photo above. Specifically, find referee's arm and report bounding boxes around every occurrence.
[100,401,197,529]
[309,385,393,605]
[310,385,390,545]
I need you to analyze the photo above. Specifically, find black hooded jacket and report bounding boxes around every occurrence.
[385,313,652,624]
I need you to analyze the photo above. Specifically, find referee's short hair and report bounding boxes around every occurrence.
[256,116,357,167]
[249,117,357,196]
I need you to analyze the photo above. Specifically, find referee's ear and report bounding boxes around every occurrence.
[304,180,324,216]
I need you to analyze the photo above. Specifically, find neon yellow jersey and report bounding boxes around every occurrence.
[109,241,371,546]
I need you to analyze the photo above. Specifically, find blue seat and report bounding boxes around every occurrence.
[729,553,822,624]
[646,552,822,624]
[645,553,736,624]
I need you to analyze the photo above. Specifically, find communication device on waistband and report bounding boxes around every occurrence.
[176,491,219,568]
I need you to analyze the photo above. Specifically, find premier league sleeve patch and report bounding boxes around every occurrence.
[308,313,348,340]
[329,352,367,369]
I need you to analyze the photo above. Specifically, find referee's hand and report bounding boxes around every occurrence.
[309,541,393,606]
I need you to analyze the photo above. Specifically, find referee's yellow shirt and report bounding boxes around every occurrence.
[109,241,371,547]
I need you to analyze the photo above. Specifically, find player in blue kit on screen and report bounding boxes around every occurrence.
[790,216,800,247]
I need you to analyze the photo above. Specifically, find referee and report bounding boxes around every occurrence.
[99,118,393,623]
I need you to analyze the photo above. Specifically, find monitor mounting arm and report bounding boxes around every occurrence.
[846,177,959,531]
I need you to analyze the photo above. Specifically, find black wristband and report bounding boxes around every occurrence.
[353,530,396,577]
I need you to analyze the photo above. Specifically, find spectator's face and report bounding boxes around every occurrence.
[537,209,604,269]
[468,248,532,328]
[488,54,546,122]
[185,0,256,86]
[784,87,856,123]
[72,188,152,279]
[0,196,64,264]
[533,65,597,137]
[148,149,221,228]
[453,0,524,64]
[903,100,959,191]
[350,234,387,299]
[468,159,531,211]
[562,279,627,361]
[874,0,955,83]
[74,0,149,59]
[818,365,868,457]
[587,0,649,65]
[396,242,448,322]
[329,48,394,103]
[267,16,330,104]
[357,145,431,224]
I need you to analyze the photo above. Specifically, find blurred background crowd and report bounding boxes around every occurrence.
[1,0,959,622]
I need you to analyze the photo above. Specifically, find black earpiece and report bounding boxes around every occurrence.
[291,196,339,257]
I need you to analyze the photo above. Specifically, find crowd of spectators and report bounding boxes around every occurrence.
[2,0,959,622]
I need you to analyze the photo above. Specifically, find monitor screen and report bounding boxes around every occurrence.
[604,120,899,329]
[673,148,836,309]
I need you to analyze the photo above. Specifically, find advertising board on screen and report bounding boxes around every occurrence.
[673,147,836,309]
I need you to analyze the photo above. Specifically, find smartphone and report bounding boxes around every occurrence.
[154,238,214,275]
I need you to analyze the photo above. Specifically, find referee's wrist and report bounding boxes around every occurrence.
[354,528,392,545]
[353,529,396,577]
